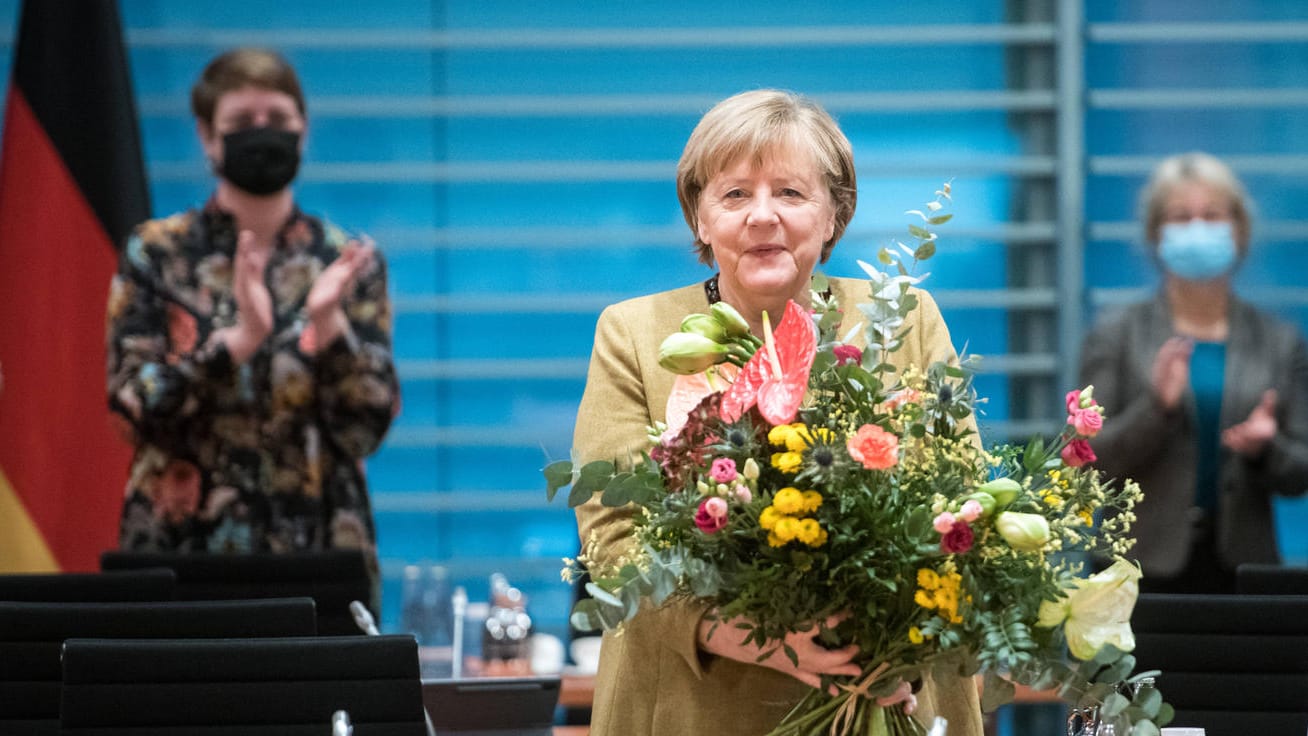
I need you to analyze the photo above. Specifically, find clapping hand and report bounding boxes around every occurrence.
[216,230,274,365]
[305,240,376,351]
[697,612,861,693]
[1223,389,1279,458]
[1151,337,1193,411]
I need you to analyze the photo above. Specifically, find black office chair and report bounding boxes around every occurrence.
[60,635,427,735]
[1132,593,1308,736]
[0,569,175,602]
[102,549,373,635]
[0,597,316,736]
[1236,563,1308,595]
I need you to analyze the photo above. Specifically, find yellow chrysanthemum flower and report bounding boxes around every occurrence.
[771,452,802,474]
[916,568,940,590]
[767,424,795,448]
[796,518,823,546]
[784,425,811,453]
[767,532,785,548]
[908,627,925,645]
[773,517,800,543]
[801,490,823,513]
[759,506,781,531]
[772,487,804,515]
[913,589,934,609]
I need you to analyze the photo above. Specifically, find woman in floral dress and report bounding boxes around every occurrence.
[105,48,397,601]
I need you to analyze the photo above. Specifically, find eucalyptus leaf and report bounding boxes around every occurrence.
[570,598,603,631]
[584,583,623,609]
[568,483,596,508]
[601,472,635,506]
[543,460,574,501]
[1100,692,1130,717]
[1135,686,1161,718]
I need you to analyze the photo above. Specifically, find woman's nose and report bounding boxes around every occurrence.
[747,193,780,225]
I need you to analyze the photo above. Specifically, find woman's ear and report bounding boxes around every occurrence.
[197,119,221,168]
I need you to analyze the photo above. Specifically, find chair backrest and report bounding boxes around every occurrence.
[0,598,317,736]
[101,550,372,635]
[1132,593,1308,736]
[1237,563,1308,595]
[0,569,175,602]
[60,635,427,735]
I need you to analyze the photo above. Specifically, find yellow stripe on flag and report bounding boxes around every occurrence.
[0,466,59,572]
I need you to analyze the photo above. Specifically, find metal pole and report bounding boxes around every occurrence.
[1055,0,1086,394]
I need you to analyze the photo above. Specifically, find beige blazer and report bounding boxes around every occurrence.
[572,277,984,736]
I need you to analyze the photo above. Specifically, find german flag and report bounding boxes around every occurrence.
[0,0,150,572]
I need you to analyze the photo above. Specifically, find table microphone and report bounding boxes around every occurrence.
[349,600,437,736]
[451,586,467,679]
[349,601,381,636]
[332,710,353,736]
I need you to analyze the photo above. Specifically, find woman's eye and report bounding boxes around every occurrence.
[223,114,255,131]
[724,189,747,199]
[780,188,803,198]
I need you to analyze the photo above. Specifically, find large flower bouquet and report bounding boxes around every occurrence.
[547,187,1172,736]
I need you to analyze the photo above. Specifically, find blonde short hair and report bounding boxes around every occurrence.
[1140,152,1253,255]
[676,89,856,266]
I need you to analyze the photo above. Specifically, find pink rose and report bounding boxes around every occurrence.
[709,457,738,483]
[733,485,752,504]
[1061,439,1097,468]
[884,388,922,413]
[694,497,729,534]
[933,511,957,534]
[833,344,863,367]
[847,424,900,470]
[1068,408,1103,438]
[958,499,984,523]
[1065,389,1083,414]
[941,520,975,554]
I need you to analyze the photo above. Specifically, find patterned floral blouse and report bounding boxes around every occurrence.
[106,201,397,581]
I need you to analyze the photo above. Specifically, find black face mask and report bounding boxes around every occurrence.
[219,127,301,196]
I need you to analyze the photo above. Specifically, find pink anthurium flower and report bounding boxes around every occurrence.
[720,300,817,426]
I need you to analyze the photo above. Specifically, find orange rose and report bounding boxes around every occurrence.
[846,424,900,470]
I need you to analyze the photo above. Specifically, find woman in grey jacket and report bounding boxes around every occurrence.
[1079,152,1308,593]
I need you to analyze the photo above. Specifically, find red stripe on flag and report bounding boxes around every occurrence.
[0,89,131,571]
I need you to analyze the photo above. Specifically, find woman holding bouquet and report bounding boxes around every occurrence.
[572,90,983,735]
[1078,152,1308,594]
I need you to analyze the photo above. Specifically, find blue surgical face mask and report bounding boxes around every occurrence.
[1158,219,1237,281]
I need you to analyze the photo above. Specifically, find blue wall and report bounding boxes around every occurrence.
[1,1,1306,651]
